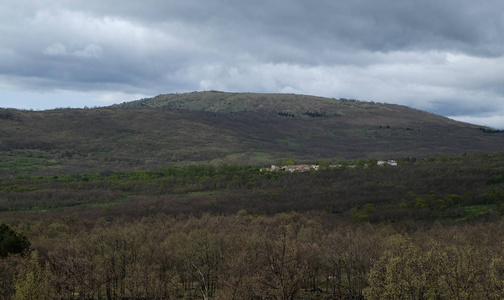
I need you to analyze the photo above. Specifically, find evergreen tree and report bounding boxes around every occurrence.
[0,224,30,258]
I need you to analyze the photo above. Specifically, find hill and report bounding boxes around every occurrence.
[0,91,503,176]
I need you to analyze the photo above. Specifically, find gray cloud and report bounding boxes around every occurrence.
[0,0,504,128]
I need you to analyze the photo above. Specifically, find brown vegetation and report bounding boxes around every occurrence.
[2,213,504,299]
[0,153,502,298]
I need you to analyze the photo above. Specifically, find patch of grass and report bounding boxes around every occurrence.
[361,129,375,139]
[463,204,495,217]
[0,156,40,175]
[253,152,271,160]
[188,190,216,196]
[276,139,299,147]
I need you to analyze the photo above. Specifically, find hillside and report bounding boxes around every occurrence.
[0,91,503,176]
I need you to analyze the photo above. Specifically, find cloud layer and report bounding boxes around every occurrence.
[1,0,504,128]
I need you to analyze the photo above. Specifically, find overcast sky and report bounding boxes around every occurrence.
[1,0,504,128]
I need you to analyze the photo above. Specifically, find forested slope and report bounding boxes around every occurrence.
[0,153,503,298]
[1,92,503,176]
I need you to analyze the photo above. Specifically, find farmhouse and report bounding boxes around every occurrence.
[377,160,398,166]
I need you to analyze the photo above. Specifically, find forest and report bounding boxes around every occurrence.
[1,152,504,299]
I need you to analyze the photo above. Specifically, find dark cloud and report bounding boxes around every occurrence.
[101,0,504,58]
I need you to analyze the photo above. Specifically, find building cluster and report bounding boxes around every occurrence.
[377,160,398,166]
[267,164,320,172]
[261,160,398,173]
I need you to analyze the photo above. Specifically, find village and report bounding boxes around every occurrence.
[261,159,398,172]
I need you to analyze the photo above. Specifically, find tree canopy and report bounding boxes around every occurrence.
[0,224,30,258]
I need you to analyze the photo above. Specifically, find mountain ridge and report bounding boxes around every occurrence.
[114,91,446,118]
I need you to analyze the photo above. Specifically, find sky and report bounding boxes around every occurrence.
[1,1,504,129]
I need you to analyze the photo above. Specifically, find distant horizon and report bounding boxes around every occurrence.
[1,90,503,130]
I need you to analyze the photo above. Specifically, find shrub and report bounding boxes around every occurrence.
[0,224,30,257]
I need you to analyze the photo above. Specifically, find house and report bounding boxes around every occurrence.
[283,164,311,172]
[329,164,342,168]
[388,160,398,166]
[377,160,387,166]
[377,160,398,166]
